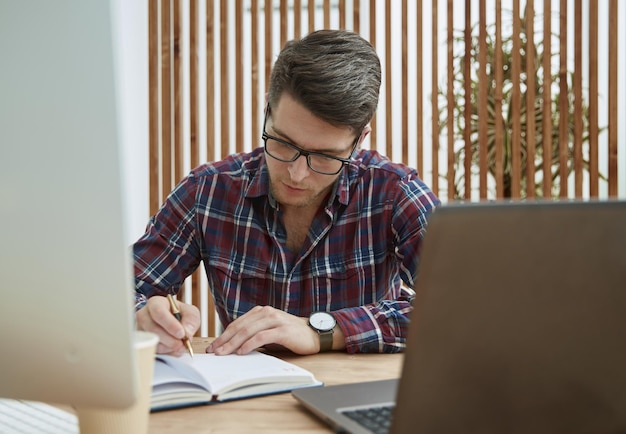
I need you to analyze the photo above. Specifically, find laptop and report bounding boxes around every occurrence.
[293,200,626,434]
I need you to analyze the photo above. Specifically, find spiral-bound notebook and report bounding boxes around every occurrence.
[293,200,626,434]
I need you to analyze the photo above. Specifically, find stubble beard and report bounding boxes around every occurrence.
[269,176,333,210]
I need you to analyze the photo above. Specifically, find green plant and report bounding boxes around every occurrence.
[440,11,604,199]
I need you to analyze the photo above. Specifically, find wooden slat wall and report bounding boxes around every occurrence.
[148,0,622,336]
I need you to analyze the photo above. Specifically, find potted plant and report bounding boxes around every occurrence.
[440,11,604,199]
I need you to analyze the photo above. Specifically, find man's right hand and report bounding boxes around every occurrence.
[136,295,201,356]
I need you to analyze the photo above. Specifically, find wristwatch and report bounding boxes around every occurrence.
[308,311,336,352]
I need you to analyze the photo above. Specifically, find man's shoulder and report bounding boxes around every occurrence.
[191,147,264,179]
[351,149,417,178]
[348,149,439,204]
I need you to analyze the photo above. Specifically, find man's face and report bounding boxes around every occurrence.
[264,94,359,210]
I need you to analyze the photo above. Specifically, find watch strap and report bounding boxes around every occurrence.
[318,329,333,352]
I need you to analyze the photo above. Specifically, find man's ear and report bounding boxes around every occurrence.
[356,124,372,148]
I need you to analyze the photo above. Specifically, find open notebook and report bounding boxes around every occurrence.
[152,351,322,411]
[293,200,626,434]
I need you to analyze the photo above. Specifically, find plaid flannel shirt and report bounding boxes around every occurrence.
[134,147,439,353]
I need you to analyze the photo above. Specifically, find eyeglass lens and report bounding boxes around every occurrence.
[264,137,344,174]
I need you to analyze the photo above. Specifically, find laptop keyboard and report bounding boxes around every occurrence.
[0,399,78,434]
[341,404,395,434]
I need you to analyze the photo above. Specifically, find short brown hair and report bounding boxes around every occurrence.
[268,29,381,134]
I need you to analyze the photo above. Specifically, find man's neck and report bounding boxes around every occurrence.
[281,201,323,253]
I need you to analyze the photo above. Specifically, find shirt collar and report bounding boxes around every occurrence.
[243,150,271,200]
[334,160,357,206]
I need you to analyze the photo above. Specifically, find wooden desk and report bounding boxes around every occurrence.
[149,337,403,433]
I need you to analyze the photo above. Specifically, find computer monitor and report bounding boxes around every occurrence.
[0,0,138,408]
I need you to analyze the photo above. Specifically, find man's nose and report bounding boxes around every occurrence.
[288,154,311,182]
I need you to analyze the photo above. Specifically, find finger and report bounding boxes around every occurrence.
[234,328,279,355]
[210,323,257,355]
[137,296,194,355]
[206,309,256,352]
[177,302,201,338]
[149,296,187,339]
[210,306,279,354]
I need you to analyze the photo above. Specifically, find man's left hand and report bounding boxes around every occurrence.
[205,305,344,355]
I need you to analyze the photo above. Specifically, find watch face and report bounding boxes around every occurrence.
[309,312,336,332]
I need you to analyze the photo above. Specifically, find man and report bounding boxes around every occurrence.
[134,29,439,356]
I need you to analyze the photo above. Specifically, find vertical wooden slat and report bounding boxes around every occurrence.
[369,0,377,148]
[385,0,392,158]
[294,0,302,37]
[206,0,215,162]
[173,0,183,183]
[510,0,521,199]
[494,0,504,199]
[280,0,288,46]
[149,0,160,215]
[324,0,330,28]
[588,1,598,197]
[573,0,583,197]
[446,0,454,200]
[542,0,552,197]
[558,0,568,197]
[251,0,260,151]
[265,0,273,88]
[207,1,217,337]
[220,1,229,157]
[525,0,536,198]
[236,1,244,153]
[401,0,408,164]
[463,0,472,199]
[608,0,618,197]
[478,0,487,199]
[161,0,172,204]
[416,0,423,177]
[430,0,439,196]
[190,0,199,169]
[308,0,315,32]
[339,0,346,29]
[353,0,360,34]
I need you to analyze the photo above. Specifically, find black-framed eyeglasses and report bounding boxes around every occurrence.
[261,103,358,175]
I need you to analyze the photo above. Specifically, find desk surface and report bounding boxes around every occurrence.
[149,337,403,433]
